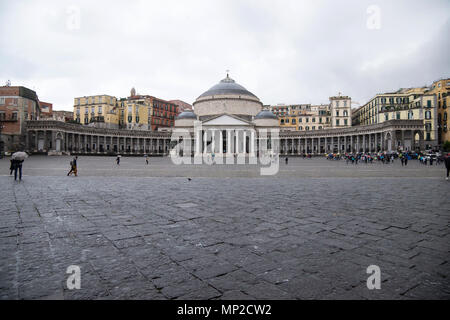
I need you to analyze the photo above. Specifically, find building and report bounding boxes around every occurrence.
[169,100,193,112]
[25,73,429,156]
[174,73,279,158]
[330,95,352,128]
[266,95,351,132]
[39,102,53,118]
[73,89,180,131]
[352,87,437,150]
[73,94,118,127]
[0,85,40,152]
[428,78,450,147]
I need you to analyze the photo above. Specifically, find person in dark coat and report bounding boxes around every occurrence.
[12,159,24,181]
[444,154,450,181]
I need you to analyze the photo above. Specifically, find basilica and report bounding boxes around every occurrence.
[24,74,426,157]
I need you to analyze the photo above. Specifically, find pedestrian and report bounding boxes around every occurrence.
[285,156,288,165]
[430,157,434,166]
[444,153,450,181]
[12,159,24,181]
[212,152,215,164]
[404,157,408,166]
[144,154,149,165]
[116,155,121,165]
[401,157,404,166]
[67,156,78,176]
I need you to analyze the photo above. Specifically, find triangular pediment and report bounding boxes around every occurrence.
[202,114,252,126]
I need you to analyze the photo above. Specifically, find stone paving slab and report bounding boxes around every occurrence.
[0,156,449,300]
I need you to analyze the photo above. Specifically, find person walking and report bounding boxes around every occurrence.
[11,151,28,181]
[285,156,288,165]
[67,156,78,176]
[404,156,408,166]
[401,157,404,166]
[444,153,450,180]
[116,155,121,166]
[144,154,149,165]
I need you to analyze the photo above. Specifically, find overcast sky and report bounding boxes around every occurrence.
[1,0,449,110]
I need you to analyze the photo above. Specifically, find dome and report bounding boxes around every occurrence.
[197,74,258,99]
[176,110,197,120]
[255,110,277,120]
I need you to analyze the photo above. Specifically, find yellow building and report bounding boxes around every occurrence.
[266,104,330,131]
[74,94,118,127]
[267,96,351,131]
[428,78,450,147]
[352,87,437,149]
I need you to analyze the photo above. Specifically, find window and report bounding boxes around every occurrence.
[344,101,347,107]
[344,119,348,125]
[285,118,289,123]
[336,119,340,126]
[98,106,102,114]
[12,112,18,120]
[298,126,303,130]
[408,110,413,119]
[443,112,447,122]
[305,126,309,131]
[336,101,339,107]
[396,112,400,120]
[344,110,348,117]
[292,119,296,124]
[336,111,339,116]
[425,111,431,120]
[312,117,316,122]
[427,100,431,108]
[0,111,5,120]
[0,97,5,105]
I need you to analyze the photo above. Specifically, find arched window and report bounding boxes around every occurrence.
[344,110,348,117]
[425,111,431,120]
[408,110,413,119]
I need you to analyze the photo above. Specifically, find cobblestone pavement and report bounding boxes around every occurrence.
[0,156,449,299]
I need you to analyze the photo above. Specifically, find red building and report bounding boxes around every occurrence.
[0,85,40,152]
[150,97,180,131]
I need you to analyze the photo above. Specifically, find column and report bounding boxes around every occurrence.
[35,131,38,151]
[249,130,255,158]
[211,129,216,154]
[401,130,405,151]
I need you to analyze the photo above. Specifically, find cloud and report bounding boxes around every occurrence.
[0,0,449,110]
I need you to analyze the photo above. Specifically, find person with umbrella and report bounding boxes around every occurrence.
[11,151,28,181]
